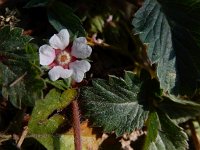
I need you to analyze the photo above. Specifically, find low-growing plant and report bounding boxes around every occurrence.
[1,0,200,149]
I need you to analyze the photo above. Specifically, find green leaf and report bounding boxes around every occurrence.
[158,95,200,123]
[48,13,66,32]
[28,88,77,134]
[30,122,101,150]
[30,134,74,150]
[81,71,149,136]
[0,26,32,52]
[143,111,188,150]
[132,0,200,95]
[160,0,200,48]
[45,78,71,90]
[48,1,86,36]
[0,63,44,108]
[28,89,77,149]
[25,0,51,8]
[0,26,44,108]
[160,0,200,95]
[90,16,105,33]
[143,111,160,150]
[24,43,40,64]
[132,0,176,94]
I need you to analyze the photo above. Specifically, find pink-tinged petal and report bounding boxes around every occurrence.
[49,29,70,50]
[48,66,73,81]
[72,71,85,83]
[60,69,73,79]
[92,33,103,44]
[39,44,55,66]
[49,34,65,50]
[69,60,91,82]
[48,66,61,81]
[71,37,92,58]
[75,37,87,43]
[57,29,70,49]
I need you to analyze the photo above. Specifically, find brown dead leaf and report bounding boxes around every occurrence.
[67,121,103,150]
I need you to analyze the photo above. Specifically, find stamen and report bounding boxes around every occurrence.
[60,55,68,62]
[56,51,71,66]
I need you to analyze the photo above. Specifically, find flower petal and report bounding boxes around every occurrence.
[60,68,73,79]
[71,37,92,59]
[49,29,70,50]
[57,29,70,49]
[69,60,91,82]
[39,44,56,66]
[75,37,87,43]
[48,66,73,81]
[49,34,64,50]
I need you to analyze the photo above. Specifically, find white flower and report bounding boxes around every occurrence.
[39,29,92,82]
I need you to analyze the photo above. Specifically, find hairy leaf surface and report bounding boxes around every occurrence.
[161,0,200,95]
[132,0,176,94]
[0,26,44,108]
[81,71,149,136]
[158,95,200,123]
[143,111,188,150]
[132,0,200,95]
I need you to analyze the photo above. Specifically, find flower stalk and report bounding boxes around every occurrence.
[72,100,82,150]
[39,29,92,150]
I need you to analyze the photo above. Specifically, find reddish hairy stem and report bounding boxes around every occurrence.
[72,100,82,150]
[189,121,200,150]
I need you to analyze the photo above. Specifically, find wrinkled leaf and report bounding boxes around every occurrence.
[161,0,200,95]
[160,0,200,95]
[81,71,149,136]
[0,26,32,52]
[132,0,200,95]
[0,26,44,108]
[24,43,39,64]
[158,95,200,123]
[143,111,188,150]
[132,0,176,94]
[0,63,44,108]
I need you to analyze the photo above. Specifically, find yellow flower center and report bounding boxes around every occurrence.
[56,51,71,65]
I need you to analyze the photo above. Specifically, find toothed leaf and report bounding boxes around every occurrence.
[0,26,44,108]
[81,71,149,136]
